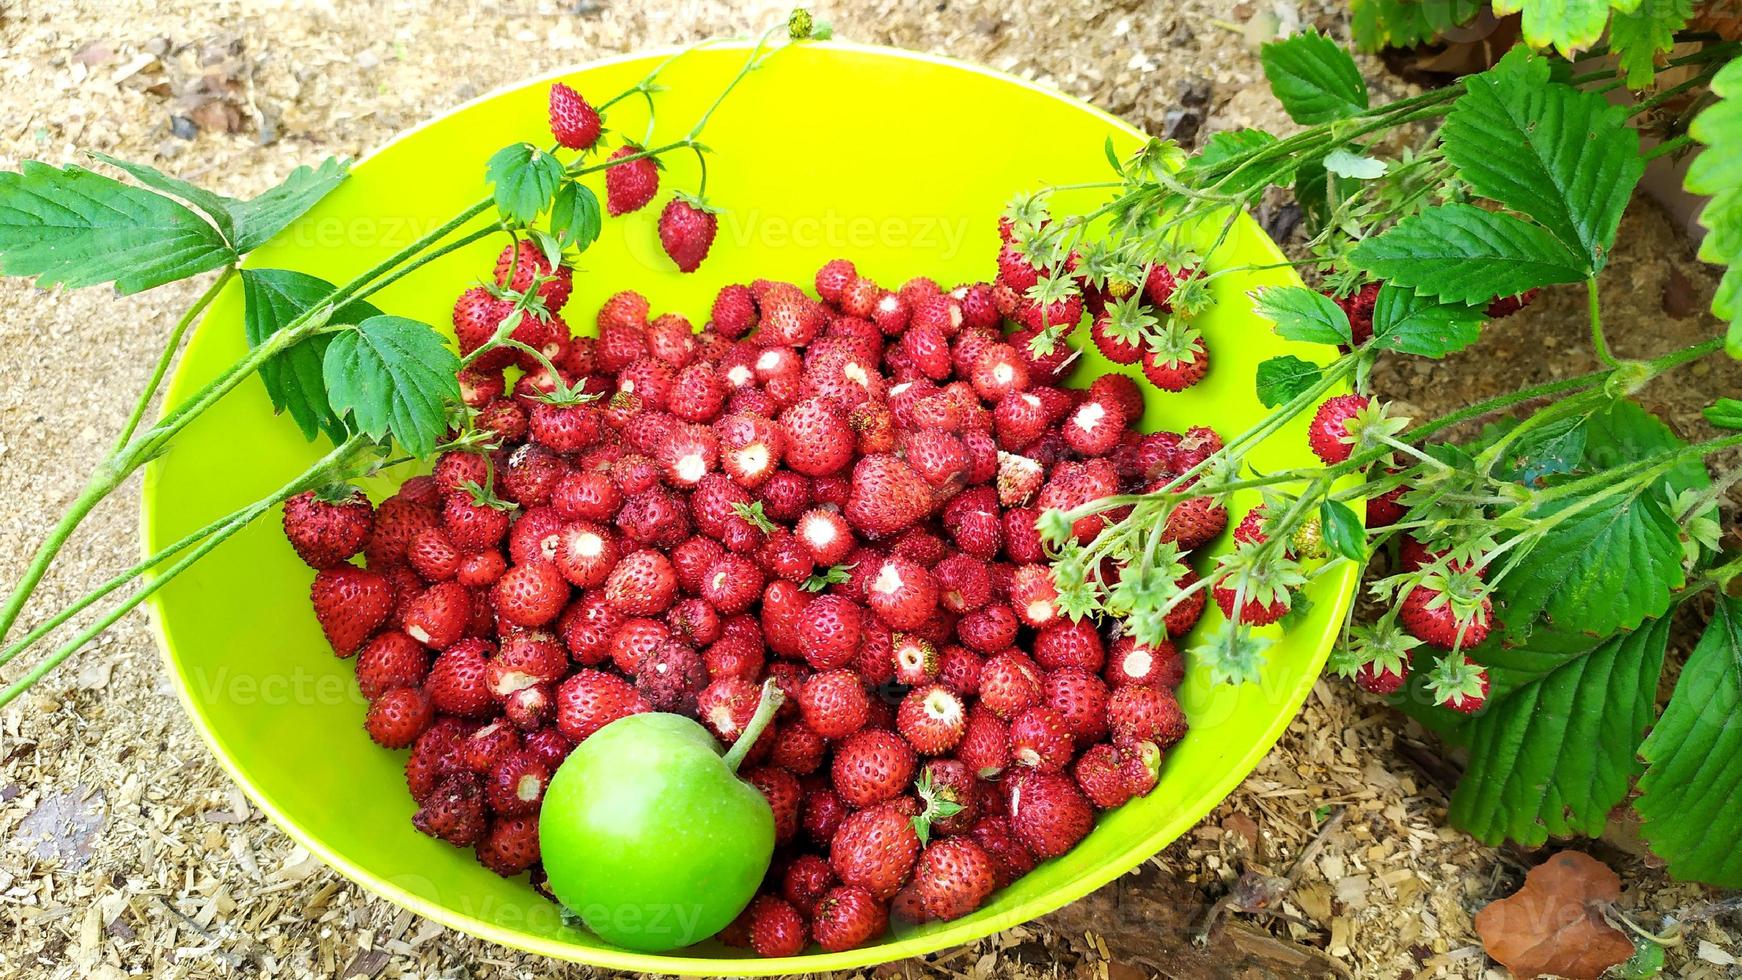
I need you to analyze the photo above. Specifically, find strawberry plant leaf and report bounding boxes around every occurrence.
[1368,283,1486,358]
[1319,499,1366,562]
[90,154,348,253]
[1489,0,1628,56]
[549,181,602,252]
[1184,130,1294,194]
[1252,285,1353,346]
[1636,595,1742,887]
[1685,58,1742,358]
[1450,614,1670,846]
[322,315,459,457]
[241,268,383,444]
[1350,0,1485,50]
[486,143,566,226]
[1706,398,1742,429]
[1260,30,1369,125]
[1488,414,1589,487]
[1349,204,1588,305]
[0,161,235,293]
[1609,0,1694,89]
[1442,47,1644,273]
[1254,355,1323,408]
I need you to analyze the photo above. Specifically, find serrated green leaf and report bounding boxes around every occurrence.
[1322,148,1387,180]
[1368,283,1486,357]
[1610,0,1694,88]
[1450,615,1669,846]
[1687,59,1742,358]
[1255,355,1323,408]
[92,154,348,253]
[1320,499,1366,562]
[323,315,459,457]
[1183,129,1294,194]
[241,269,382,444]
[1253,285,1353,346]
[1490,0,1623,56]
[1636,595,1742,886]
[486,143,565,226]
[1443,48,1644,271]
[1349,203,1588,303]
[549,181,602,252]
[1498,480,1685,645]
[1707,398,1742,429]
[1260,30,1369,125]
[1490,413,1589,486]
[0,161,235,292]
[1351,0,1486,50]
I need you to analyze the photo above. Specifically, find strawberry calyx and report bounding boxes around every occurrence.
[458,479,517,512]
[1425,652,1490,713]
[801,563,854,592]
[1416,566,1492,631]
[1190,621,1275,686]
[732,500,778,534]
[310,482,364,505]
[910,769,963,845]
[1330,620,1421,681]
[1212,540,1308,612]
[1101,292,1160,348]
[1144,319,1203,370]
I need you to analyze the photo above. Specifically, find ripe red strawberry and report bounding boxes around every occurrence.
[502,683,552,730]
[1105,636,1183,689]
[697,675,763,745]
[811,885,888,953]
[833,729,917,808]
[464,720,521,774]
[744,766,802,845]
[554,668,647,742]
[743,895,806,957]
[1043,668,1110,743]
[634,637,709,713]
[1005,768,1094,859]
[1073,742,1134,809]
[830,802,921,900]
[1485,288,1539,318]
[909,838,996,922]
[1108,684,1187,747]
[992,392,1049,451]
[795,508,854,566]
[771,721,828,776]
[954,705,1011,777]
[1159,495,1228,551]
[403,581,471,649]
[404,717,472,804]
[1331,281,1381,344]
[412,772,488,846]
[548,81,602,150]
[940,487,1002,560]
[865,555,939,631]
[364,686,433,748]
[494,240,573,313]
[795,594,862,669]
[608,617,670,675]
[442,489,512,554]
[1400,581,1493,649]
[1356,657,1409,695]
[890,633,938,686]
[551,523,618,589]
[900,430,969,488]
[1140,331,1209,392]
[529,401,601,454]
[897,685,968,755]
[658,196,718,273]
[798,669,870,739]
[844,454,934,539]
[967,814,1036,887]
[936,645,984,696]
[978,652,1044,719]
[485,748,549,816]
[710,283,758,339]
[957,602,1018,654]
[492,561,568,627]
[1211,574,1289,626]
[1008,705,1073,771]
[992,452,1042,510]
[310,566,392,656]
[1062,397,1127,456]
[1007,565,1059,630]
[283,487,374,569]
[476,813,541,876]
[1308,394,1371,465]
[718,413,785,488]
[778,398,853,477]
[452,287,515,369]
[782,852,837,914]
[355,631,430,700]
[1033,619,1105,672]
[488,631,568,696]
[426,638,496,718]
[604,144,659,216]
[603,549,677,616]
[406,527,461,582]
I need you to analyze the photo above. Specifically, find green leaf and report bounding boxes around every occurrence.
[1183,129,1294,194]
[91,154,348,253]
[486,143,566,225]
[1489,414,1589,486]
[1707,398,1742,429]
[1253,285,1353,346]
[1636,595,1742,887]
[1442,47,1644,271]
[1349,204,1588,304]
[1617,940,1666,980]
[1449,615,1670,846]
[1259,30,1369,125]
[1319,499,1366,562]
[240,269,383,444]
[1368,283,1486,358]
[0,161,235,292]
[1351,0,1486,50]
[323,315,459,457]
[1497,479,1685,645]
[1687,59,1742,358]
[549,181,602,252]
[1610,0,1694,88]
[1254,355,1323,408]
[1321,148,1386,180]
[1490,0,1627,56]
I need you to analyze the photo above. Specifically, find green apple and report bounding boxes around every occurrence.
[539,680,783,952]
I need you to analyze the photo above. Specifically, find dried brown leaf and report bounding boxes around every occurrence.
[16,784,107,870]
[1474,851,1634,979]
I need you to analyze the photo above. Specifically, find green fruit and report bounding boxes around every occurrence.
[539,681,783,952]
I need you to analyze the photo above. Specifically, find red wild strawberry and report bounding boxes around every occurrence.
[978,652,1043,719]
[452,287,514,369]
[283,487,374,569]
[697,675,766,747]
[771,721,829,776]
[992,391,1049,451]
[1073,743,1134,809]
[1108,684,1187,747]
[745,766,803,845]
[844,455,932,539]
[811,885,889,953]
[555,669,646,742]
[995,452,1043,509]
[406,527,460,582]
[891,633,939,685]
[1211,572,1289,626]
[1141,323,1209,392]
[795,508,854,566]
[954,705,1011,777]
[506,506,567,567]
[710,283,758,339]
[477,814,541,876]
[968,344,1029,402]
[798,594,864,670]
[488,631,567,696]
[743,895,806,958]
[814,258,857,304]
[310,566,392,656]
[865,555,939,631]
[503,684,552,729]
[403,581,472,649]
[493,561,568,627]
[529,401,601,454]
[936,645,984,697]
[1485,288,1539,318]
[364,686,433,748]
[1005,768,1094,859]
[900,429,969,488]
[464,720,521,774]
[485,749,549,816]
[782,852,837,914]
[702,554,765,615]
[940,487,1002,561]
[404,717,472,804]
[494,239,573,313]
[355,631,430,700]
[957,602,1018,654]
[833,728,917,809]
[830,801,921,900]
[552,523,618,588]
[604,144,659,216]
[608,617,670,676]
[1159,495,1228,551]
[1105,635,1183,689]
[1043,668,1110,743]
[1308,394,1372,465]
[1008,705,1073,771]
[1356,657,1409,695]
[602,549,677,616]
[778,398,853,477]
[412,772,488,846]
[1330,281,1381,344]
[909,838,996,922]
[897,685,968,756]
[718,413,785,488]
[658,196,718,273]
[548,81,602,149]
[1008,564,1059,630]
[425,638,496,718]
[1427,653,1490,713]
[1033,619,1105,672]
[1062,397,1127,456]
[552,470,621,523]
[1400,575,1494,649]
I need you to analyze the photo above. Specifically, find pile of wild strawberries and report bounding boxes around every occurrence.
[282,224,1222,955]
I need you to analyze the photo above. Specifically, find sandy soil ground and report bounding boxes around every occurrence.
[1,2,1739,978]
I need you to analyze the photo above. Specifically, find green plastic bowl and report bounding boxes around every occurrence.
[142,42,1355,974]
